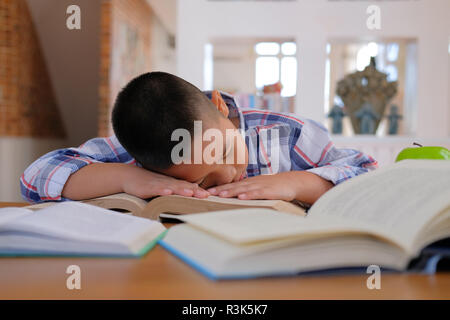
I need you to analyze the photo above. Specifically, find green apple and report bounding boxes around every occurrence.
[395,143,450,162]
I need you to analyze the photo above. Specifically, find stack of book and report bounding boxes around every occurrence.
[1,160,449,279]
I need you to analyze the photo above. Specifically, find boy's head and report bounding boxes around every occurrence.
[112,72,248,189]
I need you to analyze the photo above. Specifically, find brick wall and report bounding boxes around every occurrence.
[0,0,65,137]
[98,0,153,137]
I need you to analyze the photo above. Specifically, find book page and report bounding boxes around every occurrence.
[83,192,148,214]
[161,223,409,278]
[0,207,32,225]
[144,194,306,219]
[159,195,283,207]
[172,208,376,245]
[2,202,163,244]
[308,160,450,251]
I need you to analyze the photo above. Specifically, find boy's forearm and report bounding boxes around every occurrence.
[289,171,334,204]
[62,163,131,200]
[61,162,209,201]
[207,170,334,204]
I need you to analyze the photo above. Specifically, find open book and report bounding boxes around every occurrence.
[159,160,450,279]
[28,193,307,219]
[0,202,166,257]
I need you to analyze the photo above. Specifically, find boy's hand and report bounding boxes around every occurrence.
[122,166,210,199]
[207,171,334,204]
[207,172,298,201]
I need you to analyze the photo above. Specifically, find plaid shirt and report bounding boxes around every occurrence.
[20,91,378,203]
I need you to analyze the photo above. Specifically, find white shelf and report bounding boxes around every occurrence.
[330,135,450,145]
[330,135,450,167]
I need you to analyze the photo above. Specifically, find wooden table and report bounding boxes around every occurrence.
[1,202,450,299]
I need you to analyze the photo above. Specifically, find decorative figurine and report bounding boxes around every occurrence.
[327,105,346,134]
[386,105,402,135]
[336,57,397,134]
[355,102,380,134]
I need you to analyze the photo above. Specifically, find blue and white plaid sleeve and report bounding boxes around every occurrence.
[290,119,378,185]
[20,135,136,203]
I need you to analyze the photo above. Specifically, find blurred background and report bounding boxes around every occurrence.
[0,0,449,201]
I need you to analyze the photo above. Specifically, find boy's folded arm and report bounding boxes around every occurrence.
[21,136,209,203]
[20,136,135,203]
[61,163,134,200]
[61,162,209,201]
[290,119,378,186]
[305,149,378,185]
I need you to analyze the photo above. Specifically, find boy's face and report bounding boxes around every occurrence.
[160,111,249,190]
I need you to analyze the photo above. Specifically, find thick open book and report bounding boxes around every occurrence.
[0,202,166,257]
[28,193,307,219]
[159,160,450,279]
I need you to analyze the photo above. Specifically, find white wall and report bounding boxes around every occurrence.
[177,0,450,139]
[1,2,181,202]
[147,0,177,35]
[1,1,102,202]
[213,41,256,93]
[151,16,177,74]
[0,138,66,202]
[26,0,101,146]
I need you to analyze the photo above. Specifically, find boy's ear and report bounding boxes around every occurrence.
[211,90,229,118]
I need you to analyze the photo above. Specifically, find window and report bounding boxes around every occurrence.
[325,39,417,136]
[254,41,297,97]
[356,42,399,81]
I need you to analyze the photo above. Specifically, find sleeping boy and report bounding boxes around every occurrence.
[20,72,377,206]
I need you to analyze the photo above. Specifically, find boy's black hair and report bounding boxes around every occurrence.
[112,72,219,170]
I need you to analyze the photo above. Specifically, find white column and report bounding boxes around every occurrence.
[416,33,449,138]
[295,33,328,123]
[176,0,206,89]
